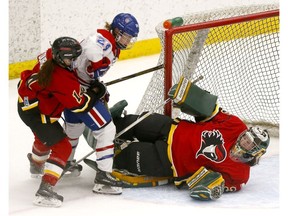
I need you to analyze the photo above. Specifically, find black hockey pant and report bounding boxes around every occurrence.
[113,113,174,177]
[18,102,66,146]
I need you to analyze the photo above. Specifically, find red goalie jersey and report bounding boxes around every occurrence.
[168,109,250,191]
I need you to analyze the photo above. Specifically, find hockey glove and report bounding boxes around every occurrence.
[186,166,225,201]
[87,57,111,79]
[168,76,217,118]
[103,90,110,103]
[89,80,107,100]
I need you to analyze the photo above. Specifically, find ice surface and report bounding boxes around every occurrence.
[8,55,282,216]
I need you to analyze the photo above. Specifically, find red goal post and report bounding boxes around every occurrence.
[136,4,279,135]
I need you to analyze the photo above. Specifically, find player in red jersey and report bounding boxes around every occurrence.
[17,37,106,207]
[112,80,270,200]
[113,107,270,200]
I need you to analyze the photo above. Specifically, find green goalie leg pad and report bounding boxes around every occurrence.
[84,159,172,188]
[112,170,172,188]
[168,76,218,117]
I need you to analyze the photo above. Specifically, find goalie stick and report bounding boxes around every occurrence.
[62,98,173,176]
[114,75,204,152]
[170,28,210,118]
[183,28,210,80]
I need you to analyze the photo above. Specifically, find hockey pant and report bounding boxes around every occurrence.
[113,113,174,177]
[113,112,174,142]
[64,100,116,172]
[114,140,173,177]
[17,103,72,185]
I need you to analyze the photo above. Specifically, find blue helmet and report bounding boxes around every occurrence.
[111,13,139,37]
[111,13,139,49]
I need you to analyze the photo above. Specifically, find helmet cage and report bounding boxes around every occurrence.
[229,127,269,163]
[115,31,137,50]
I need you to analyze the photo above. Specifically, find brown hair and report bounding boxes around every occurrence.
[37,59,55,88]
[105,22,112,31]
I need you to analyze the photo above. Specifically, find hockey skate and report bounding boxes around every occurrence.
[93,167,123,195]
[33,181,63,207]
[62,160,83,177]
[27,153,44,178]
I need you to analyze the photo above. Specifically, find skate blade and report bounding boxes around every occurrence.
[92,183,122,195]
[33,195,62,207]
[62,169,81,177]
[31,173,43,179]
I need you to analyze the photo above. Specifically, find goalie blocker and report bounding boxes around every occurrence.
[168,76,218,118]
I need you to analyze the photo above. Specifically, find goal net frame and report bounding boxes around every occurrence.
[136,4,279,135]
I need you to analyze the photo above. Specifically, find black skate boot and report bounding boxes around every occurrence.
[27,153,44,178]
[62,160,83,177]
[33,181,63,207]
[93,167,123,195]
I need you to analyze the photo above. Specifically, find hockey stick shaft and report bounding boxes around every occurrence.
[62,65,163,174]
[105,64,164,86]
[115,98,171,138]
[69,98,172,169]
[117,76,203,151]
[183,29,209,80]
[65,31,208,172]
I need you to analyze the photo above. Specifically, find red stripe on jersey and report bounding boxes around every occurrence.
[96,144,114,152]
[89,108,105,126]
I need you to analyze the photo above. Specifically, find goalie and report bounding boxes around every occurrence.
[110,79,270,201]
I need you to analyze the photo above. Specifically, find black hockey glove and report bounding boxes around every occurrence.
[89,80,107,100]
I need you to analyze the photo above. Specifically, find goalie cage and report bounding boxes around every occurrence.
[136,3,279,137]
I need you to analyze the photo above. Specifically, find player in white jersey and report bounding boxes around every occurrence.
[62,13,139,195]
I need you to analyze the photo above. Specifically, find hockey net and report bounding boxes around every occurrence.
[136,4,279,136]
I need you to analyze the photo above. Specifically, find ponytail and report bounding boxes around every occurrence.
[105,22,112,31]
[38,59,55,88]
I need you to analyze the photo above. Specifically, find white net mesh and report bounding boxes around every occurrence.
[136,4,279,136]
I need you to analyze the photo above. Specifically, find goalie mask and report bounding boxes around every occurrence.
[229,127,270,166]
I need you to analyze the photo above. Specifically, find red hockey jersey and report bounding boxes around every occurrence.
[168,109,250,191]
[18,49,96,118]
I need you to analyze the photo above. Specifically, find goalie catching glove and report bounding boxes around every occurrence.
[186,166,225,201]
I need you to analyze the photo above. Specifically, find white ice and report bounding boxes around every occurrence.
[7,54,284,216]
